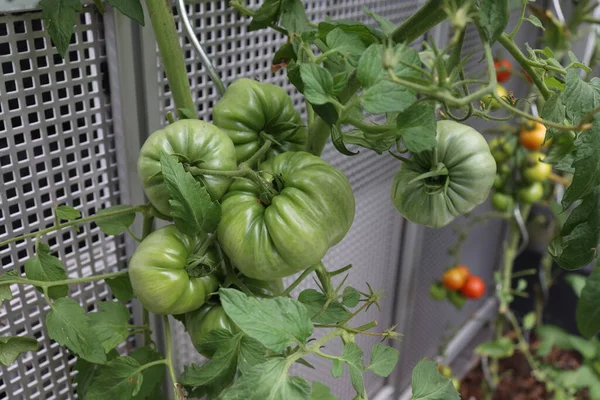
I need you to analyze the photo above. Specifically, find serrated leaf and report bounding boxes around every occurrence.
[46,298,106,364]
[336,343,365,395]
[238,335,269,375]
[300,64,334,105]
[88,301,131,353]
[341,287,360,308]
[410,359,460,400]
[249,0,281,31]
[396,102,437,153]
[222,358,311,400]
[0,336,39,366]
[577,263,600,338]
[129,347,165,400]
[106,275,135,303]
[106,0,144,26]
[74,349,120,398]
[311,381,338,400]
[331,359,343,378]
[554,365,600,399]
[298,289,351,324]
[363,7,395,37]
[362,80,416,114]
[95,205,137,236]
[160,154,221,236]
[86,356,143,400]
[357,43,420,88]
[447,290,466,309]
[39,0,82,57]
[220,288,313,353]
[56,205,81,221]
[0,270,18,303]
[475,337,515,358]
[479,0,509,44]
[367,344,399,377]
[325,28,365,66]
[317,21,381,46]
[331,124,358,156]
[24,243,68,299]
[536,324,598,359]
[525,15,545,30]
[280,0,310,34]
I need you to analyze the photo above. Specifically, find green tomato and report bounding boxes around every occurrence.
[488,136,514,163]
[493,164,512,190]
[218,151,355,280]
[184,304,237,358]
[128,225,219,315]
[137,120,237,216]
[517,182,544,204]
[522,152,552,183]
[482,84,509,110]
[213,78,307,163]
[391,121,497,228]
[491,192,514,212]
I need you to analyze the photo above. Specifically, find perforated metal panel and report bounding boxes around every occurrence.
[149,1,421,398]
[0,9,129,399]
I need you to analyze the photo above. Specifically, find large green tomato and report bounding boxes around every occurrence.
[137,119,237,216]
[212,78,307,163]
[391,120,497,228]
[128,225,219,315]
[218,151,355,280]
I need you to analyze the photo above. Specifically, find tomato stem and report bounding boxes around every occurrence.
[282,263,321,297]
[391,0,449,44]
[162,316,179,393]
[2,270,129,288]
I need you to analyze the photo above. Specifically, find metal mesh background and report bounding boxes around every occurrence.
[151,1,420,398]
[0,9,129,399]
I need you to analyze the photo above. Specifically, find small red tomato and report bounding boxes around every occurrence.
[494,59,512,82]
[461,276,486,299]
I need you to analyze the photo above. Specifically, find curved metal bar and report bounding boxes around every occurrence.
[175,0,227,97]
[514,205,529,256]
[551,0,566,24]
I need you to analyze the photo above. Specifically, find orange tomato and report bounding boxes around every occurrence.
[442,268,468,291]
[519,122,547,150]
[455,265,470,280]
[461,276,486,299]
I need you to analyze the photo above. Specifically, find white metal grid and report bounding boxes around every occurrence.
[0,8,128,399]
[153,1,421,398]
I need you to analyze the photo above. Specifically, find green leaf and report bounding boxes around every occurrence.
[0,336,39,366]
[525,15,545,30]
[410,359,460,400]
[0,270,18,303]
[178,108,197,119]
[220,288,313,353]
[39,0,82,57]
[311,381,338,400]
[564,274,587,297]
[341,286,360,308]
[106,275,135,303]
[475,337,515,358]
[238,335,269,375]
[367,344,399,377]
[549,187,600,269]
[95,205,137,236]
[280,0,310,34]
[325,28,366,66]
[396,102,437,153]
[317,21,381,46]
[447,290,466,309]
[337,343,365,395]
[331,359,343,378]
[343,130,395,155]
[554,365,600,398]
[523,312,537,330]
[273,42,296,66]
[74,349,120,398]
[105,0,144,25]
[563,70,600,124]
[298,289,351,324]
[536,325,597,359]
[479,0,509,44]
[357,44,384,87]
[196,329,234,360]
[128,347,165,400]
[86,356,143,400]
[88,301,131,353]
[222,358,311,400]
[577,263,600,338]
[363,7,395,37]
[24,243,68,299]
[56,205,81,221]
[362,80,416,114]
[249,0,281,31]
[428,282,447,301]
[160,154,221,236]
[541,94,566,142]
[300,64,334,105]
[46,297,106,364]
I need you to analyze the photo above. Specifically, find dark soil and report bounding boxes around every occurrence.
[459,337,588,400]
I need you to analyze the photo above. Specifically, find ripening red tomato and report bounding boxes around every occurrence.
[455,265,470,280]
[494,59,512,82]
[442,268,468,291]
[461,276,486,299]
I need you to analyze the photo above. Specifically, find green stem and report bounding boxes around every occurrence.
[508,0,528,39]
[497,33,551,100]
[240,140,272,167]
[163,316,178,388]
[125,227,142,243]
[329,264,353,277]
[5,270,128,288]
[0,205,147,248]
[315,263,333,298]
[187,167,249,178]
[391,0,449,44]
[145,0,196,118]
[140,211,154,347]
[344,117,394,133]
[282,264,321,297]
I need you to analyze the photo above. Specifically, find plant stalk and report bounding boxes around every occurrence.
[391,0,450,44]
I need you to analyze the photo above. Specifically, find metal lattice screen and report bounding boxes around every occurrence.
[0,8,129,400]
[148,1,421,398]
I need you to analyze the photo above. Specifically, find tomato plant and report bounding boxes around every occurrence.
[1,0,599,399]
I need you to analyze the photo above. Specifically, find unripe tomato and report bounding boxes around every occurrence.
[438,365,453,378]
[519,122,547,150]
[455,265,470,280]
[488,137,514,163]
[522,152,552,183]
[517,182,544,204]
[491,192,514,212]
[493,164,511,190]
[482,84,509,110]
[494,58,512,82]
[442,268,467,291]
[460,276,486,299]
[452,378,461,390]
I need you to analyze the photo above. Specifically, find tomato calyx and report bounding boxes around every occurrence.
[409,162,450,194]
